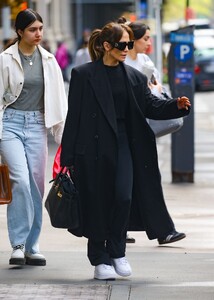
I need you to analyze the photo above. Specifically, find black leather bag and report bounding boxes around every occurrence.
[45,168,80,229]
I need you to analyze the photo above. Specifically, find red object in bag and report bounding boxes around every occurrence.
[52,145,62,179]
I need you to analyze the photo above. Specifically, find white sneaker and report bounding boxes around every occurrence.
[25,252,46,266]
[9,245,25,265]
[94,264,117,280]
[112,257,132,277]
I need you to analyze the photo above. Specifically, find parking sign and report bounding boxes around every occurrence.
[174,44,193,61]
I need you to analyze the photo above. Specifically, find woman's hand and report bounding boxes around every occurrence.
[177,96,191,110]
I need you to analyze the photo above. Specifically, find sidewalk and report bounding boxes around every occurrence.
[0,93,214,299]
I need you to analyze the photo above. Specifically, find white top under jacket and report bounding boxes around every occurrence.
[125,53,169,98]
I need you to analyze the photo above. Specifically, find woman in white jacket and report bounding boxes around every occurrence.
[0,9,67,266]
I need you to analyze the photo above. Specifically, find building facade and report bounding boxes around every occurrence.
[0,0,135,54]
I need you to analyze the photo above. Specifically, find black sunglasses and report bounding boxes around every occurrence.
[110,41,134,51]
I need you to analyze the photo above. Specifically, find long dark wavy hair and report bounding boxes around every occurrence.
[4,8,43,50]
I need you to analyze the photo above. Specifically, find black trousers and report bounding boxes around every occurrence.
[88,123,133,266]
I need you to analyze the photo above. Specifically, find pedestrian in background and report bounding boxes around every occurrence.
[60,21,191,280]
[77,28,91,50]
[122,18,165,98]
[74,31,91,67]
[118,16,186,246]
[0,8,67,266]
[55,40,71,82]
[41,39,51,52]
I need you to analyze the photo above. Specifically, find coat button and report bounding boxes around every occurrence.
[94,135,99,139]
[91,113,97,118]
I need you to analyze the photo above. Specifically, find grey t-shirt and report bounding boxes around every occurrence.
[10,47,44,112]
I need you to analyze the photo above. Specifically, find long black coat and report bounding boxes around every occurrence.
[61,59,190,240]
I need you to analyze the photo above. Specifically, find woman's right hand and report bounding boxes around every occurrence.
[177,96,191,110]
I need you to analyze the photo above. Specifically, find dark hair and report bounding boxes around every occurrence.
[117,16,150,41]
[88,22,134,61]
[4,9,43,50]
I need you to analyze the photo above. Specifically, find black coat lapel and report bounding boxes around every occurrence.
[89,60,118,136]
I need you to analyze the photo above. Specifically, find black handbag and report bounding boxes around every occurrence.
[45,168,80,229]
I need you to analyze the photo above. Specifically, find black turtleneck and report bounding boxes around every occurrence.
[105,64,128,120]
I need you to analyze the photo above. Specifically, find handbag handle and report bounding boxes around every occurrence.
[50,166,74,183]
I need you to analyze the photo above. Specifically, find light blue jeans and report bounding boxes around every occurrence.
[0,108,47,254]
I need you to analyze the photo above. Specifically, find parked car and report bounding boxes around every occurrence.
[194,46,214,91]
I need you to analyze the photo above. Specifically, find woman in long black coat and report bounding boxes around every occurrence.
[60,22,191,280]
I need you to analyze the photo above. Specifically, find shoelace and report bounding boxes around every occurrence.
[104,265,113,270]
[117,257,128,265]
[13,244,24,251]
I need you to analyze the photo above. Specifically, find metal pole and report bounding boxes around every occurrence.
[135,0,140,18]
[2,6,11,41]
[76,0,83,49]
[27,0,33,8]
[185,0,190,22]
[153,0,163,81]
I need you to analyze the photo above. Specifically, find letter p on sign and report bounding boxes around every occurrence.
[174,44,192,62]
[180,45,190,59]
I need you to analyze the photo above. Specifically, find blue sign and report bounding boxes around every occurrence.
[139,1,147,19]
[170,33,194,44]
[175,69,193,85]
[174,44,193,62]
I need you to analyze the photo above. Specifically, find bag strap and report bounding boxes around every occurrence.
[50,166,75,184]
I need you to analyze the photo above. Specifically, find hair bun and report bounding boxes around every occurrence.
[117,16,127,24]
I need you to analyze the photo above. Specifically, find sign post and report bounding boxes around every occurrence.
[168,26,195,183]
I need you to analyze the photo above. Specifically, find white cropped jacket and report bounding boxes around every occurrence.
[0,42,68,143]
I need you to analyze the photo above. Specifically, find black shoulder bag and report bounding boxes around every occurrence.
[45,167,80,229]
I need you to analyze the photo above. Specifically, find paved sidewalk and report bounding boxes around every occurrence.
[0,93,214,299]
